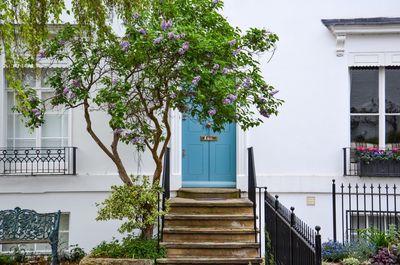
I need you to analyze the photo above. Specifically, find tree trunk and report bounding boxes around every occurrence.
[141,224,154,240]
[153,158,163,184]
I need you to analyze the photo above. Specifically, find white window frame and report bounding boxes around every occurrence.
[350,66,400,149]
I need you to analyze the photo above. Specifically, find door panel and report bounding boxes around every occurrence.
[182,117,236,188]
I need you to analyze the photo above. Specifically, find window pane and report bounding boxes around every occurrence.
[42,115,62,137]
[351,116,379,145]
[7,92,14,111]
[7,115,14,138]
[35,243,51,251]
[15,115,34,138]
[14,139,35,148]
[386,116,400,145]
[41,139,62,147]
[60,213,70,231]
[386,67,400,113]
[350,68,379,113]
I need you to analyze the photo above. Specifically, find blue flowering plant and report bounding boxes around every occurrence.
[322,240,349,262]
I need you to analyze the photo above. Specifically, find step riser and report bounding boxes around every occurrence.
[169,207,253,215]
[165,219,254,229]
[159,263,262,265]
[167,248,258,258]
[177,191,240,199]
[163,233,256,243]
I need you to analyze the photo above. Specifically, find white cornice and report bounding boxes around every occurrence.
[325,24,400,57]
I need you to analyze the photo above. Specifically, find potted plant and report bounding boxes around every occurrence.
[355,148,400,177]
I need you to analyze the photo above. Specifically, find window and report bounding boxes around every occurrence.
[350,67,400,149]
[0,213,70,254]
[6,69,69,148]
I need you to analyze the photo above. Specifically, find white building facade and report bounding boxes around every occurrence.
[1,0,400,252]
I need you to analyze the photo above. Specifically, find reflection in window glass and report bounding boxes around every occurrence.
[386,67,400,113]
[351,116,379,145]
[350,68,379,113]
[386,116,400,145]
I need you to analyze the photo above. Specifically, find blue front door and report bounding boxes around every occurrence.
[182,116,236,188]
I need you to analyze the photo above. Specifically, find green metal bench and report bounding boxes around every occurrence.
[0,207,61,265]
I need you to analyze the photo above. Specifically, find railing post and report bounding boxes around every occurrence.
[290,207,295,265]
[315,226,322,265]
[332,179,337,242]
[247,147,258,243]
[343,148,347,176]
[274,195,279,264]
[72,147,77,175]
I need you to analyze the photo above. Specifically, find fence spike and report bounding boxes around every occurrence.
[290,206,295,212]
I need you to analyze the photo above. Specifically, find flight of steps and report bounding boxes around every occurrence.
[157,188,262,265]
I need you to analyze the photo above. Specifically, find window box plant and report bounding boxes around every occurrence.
[355,148,400,177]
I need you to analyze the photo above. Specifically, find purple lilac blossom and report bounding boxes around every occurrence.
[28,95,35,101]
[161,20,173,31]
[260,110,270,118]
[120,41,130,52]
[269,89,279,96]
[208,109,217,116]
[233,48,241,56]
[212,0,219,5]
[170,92,177,99]
[32,108,41,117]
[192,75,201,86]
[58,40,66,46]
[228,94,237,101]
[68,92,76,99]
[228,39,236,46]
[38,50,46,59]
[112,78,118,85]
[168,32,176,40]
[179,42,189,55]
[138,28,147,35]
[223,98,231,105]
[222,68,231,74]
[63,87,70,95]
[72,79,80,87]
[131,137,141,144]
[243,78,251,88]
[133,12,140,19]
[154,36,163,45]
[212,64,220,75]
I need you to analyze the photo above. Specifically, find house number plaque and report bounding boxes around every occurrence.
[200,136,218,141]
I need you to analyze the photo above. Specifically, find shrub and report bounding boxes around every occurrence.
[342,257,361,265]
[91,236,166,259]
[96,176,167,239]
[359,225,399,249]
[60,244,86,262]
[347,240,376,262]
[369,247,397,265]
[0,254,14,265]
[322,240,348,262]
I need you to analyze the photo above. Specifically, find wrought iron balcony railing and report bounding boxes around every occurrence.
[0,147,77,176]
[343,147,359,176]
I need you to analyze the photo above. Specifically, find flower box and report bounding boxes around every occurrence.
[359,160,400,177]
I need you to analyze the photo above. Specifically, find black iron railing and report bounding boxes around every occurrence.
[332,179,400,243]
[343,147,359,176]
[0,147,77,176]
[260,187,322,265]
[158,147,170,248]
[248,147,322,264]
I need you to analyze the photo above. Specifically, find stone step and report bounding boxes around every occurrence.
[160,242,260,258]
[164,214,254,229]
[177,188,241,199]
[168,197,253,215]
[156,257,263,265]
[163,227,256,243]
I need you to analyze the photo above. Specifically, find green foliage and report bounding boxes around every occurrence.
[4,0,282,186]
[96,176,167,236]
[342,257,361,265]
[347,240,376,262]
[91,236,166,259]
[265,231,275,265]
[322,240,349,262]
[0,254,15,265]
[359,225,400,249]
[60,244,86,262]
[11,246,28,263]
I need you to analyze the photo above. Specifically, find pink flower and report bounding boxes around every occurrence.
[208,109,216,116]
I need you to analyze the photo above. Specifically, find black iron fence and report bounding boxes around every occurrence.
[0,147,77,176]
[248,147,322,265]
[332,179,400,243]
[158,147,170,248]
